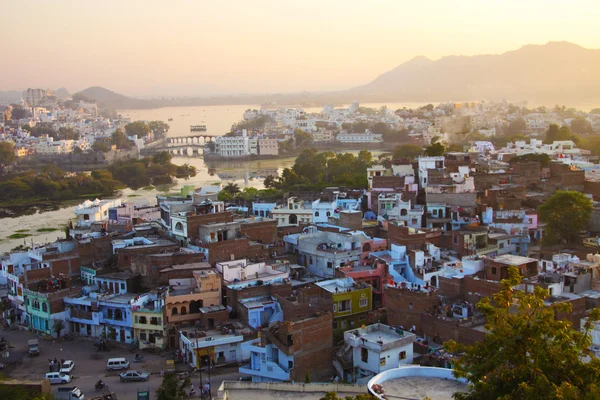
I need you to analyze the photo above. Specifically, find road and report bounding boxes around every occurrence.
[1,328,241,399]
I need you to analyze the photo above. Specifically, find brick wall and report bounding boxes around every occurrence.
[187,212,234,242]
[385,286,438,332]
[117,243,180,269]
[130,252,206,288]
[240,220,278,243]
[226,283,292,317]
[76,235,114,266]
[288,312,334,383]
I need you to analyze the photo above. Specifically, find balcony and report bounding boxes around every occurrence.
[475,244,499,255]
[241,338,266,354]
[239,357,291,382]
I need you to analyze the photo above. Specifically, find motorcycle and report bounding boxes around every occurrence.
[133,354,144,363]
[95,382,108,391]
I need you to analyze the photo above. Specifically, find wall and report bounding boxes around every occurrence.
[241,220,278,244]
[385,286,438,332]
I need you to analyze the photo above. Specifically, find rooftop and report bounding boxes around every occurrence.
[490,254,538,265]
[316,277,369,294]
[380,377,467,400]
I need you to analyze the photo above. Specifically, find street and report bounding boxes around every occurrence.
[1,328,241,399]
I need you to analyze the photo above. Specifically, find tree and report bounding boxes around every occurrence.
[506,118,526,135]
[57,127,79,140]
[10,106,28,120]
[393,144,422,160]
[149,120,170,138]
[92,139,111,153]
[0,142,16,166]
[351,121,369,133]
[424,142,445,156]
[545,124,578,144]
[294,129,314,148]
[223,182,241,195]
[538,190,592,245]
[111,128,133,149]
[152,151,172,165]
[447,267,600,400]
[370,122,391,135]
[156,372,191,400]
[125,121,151,137]
[53,319,65,339]
[590,108,600,115]
[571,117,593,134]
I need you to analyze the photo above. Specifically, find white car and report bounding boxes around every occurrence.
[60,360,75,374]
[45,372,72,384]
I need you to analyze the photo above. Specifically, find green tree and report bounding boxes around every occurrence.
[294,129,314,148]
[447,267,600,400]
[10,106,28,120]
[57,127,79,140]
[111,128,133,149]
[52,319,65,339]
[424,142,445,156]
[0,142,16,166]
[539,190,592,245]
[152,151,173,165]
[156,372,191,400]
[223,182,241,195]
[506,117,526,135]
[571,117,593,134]
[370,122,391,135]
[351,121,369,133]
[393,144,422,160]
[92,139,111,153]
[148,120,170,138]
[125,120,151,137]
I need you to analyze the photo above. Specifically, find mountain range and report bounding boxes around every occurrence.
[5,42,600,109]
[347,41,600,104]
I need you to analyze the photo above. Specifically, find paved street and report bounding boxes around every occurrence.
[1,328,241,399]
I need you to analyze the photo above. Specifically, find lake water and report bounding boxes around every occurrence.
[1,101,411,253]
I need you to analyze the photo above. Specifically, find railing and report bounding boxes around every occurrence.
[69,309,94,320]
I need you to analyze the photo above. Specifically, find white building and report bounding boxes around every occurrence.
[270,197,312,226]
[74,198,123,227]
[417,156,445,188]
[215,135,250,157]
[179,329,246,369]
[337,131,383,143]
[336,323,416,383]
[258,138,278,156]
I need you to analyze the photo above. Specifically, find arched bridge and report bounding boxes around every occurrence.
[140,134,219,157]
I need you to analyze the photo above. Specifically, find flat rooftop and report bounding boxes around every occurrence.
[491,254,538,265]
[381,377,467,400]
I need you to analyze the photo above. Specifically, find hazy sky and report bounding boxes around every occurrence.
[2,0,599,97]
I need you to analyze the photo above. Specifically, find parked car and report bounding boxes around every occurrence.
[119,370,150,382]
[60,360,75,374]
[45,372,72,384]
[106,358,129,371]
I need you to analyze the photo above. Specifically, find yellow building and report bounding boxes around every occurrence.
[165,269,222,347]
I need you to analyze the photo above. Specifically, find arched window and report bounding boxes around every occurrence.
[362,243,372,252]
[42,303,48,312]
[175,222,184,231]
[326,211,331,217]
[172,307,178,316]
[400,209,408,216]
[315,211,320,217]
[181,306,187,315]
[289,214,298,224]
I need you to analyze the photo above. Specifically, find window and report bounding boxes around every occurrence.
[491,267,497,275]
[326,211,331,217]
[359,298,368,308]
[172,308,178,316]
[139,316,147,324]
[333,303,337,312]
[327,262,333,269]
[120,283,125,291]
[432,209,438,216]
[309,257,313,265]
[181,306,187,315]
[151,317,160,325]
[380,357,386,366]
[400,209,408,216]
[453,235,459,245]
[361,347,368,363]
[315,211,320,217]
[399,351,407,360]
[338,300,351,312]
[499,242,504,249]
[42,303,48,312]
[140,332,147,341]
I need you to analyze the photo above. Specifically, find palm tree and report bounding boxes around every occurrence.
[223,182,241,195]
[53,319,65,339]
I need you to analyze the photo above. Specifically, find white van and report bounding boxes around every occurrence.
[106,357,130,371]
[45,372,72,384]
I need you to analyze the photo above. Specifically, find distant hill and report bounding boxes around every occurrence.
[74,86,159,109]
[0,91,22,104]
[348,41,600,104]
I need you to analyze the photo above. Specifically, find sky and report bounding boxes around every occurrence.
[2,0,600,97]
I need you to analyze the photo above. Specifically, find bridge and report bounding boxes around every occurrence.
[140,134,219,156]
